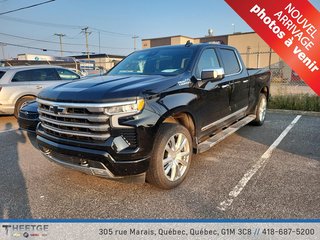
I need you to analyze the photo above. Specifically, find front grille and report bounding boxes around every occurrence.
[38,99,110,142]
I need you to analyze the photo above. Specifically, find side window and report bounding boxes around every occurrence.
[195,49,220,79]
[12,68,60,82]
[219,49,241,75]
[33,68,60,81]
[0,71,5,79]
[56,69,80,80]
[12,70,33,82]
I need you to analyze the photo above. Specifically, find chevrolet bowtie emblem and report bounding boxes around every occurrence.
[49,105,65,114]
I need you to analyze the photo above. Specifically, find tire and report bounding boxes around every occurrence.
[251,93,267,126]
[146,123,192,189]
[14,96,36,118]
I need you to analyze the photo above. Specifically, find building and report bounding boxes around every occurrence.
[17,53,74,62]
[72,54,125,71]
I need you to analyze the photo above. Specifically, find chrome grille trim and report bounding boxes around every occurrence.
[38,109,108,122]
[39,116,109,131]
[42,123,110,140]
[37,99,114,141]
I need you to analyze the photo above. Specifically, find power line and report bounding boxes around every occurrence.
[0,32,133,49]
[91,27,132,37]
[0,15,82,29]
[0,32,81,46]
[0,0,55,15]
[0,41,83,54]
[0,15,134,37]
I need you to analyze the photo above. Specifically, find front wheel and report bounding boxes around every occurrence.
[252,93,267,126]
[146,123,192,189]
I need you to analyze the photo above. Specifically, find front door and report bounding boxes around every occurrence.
[193,48,232,138]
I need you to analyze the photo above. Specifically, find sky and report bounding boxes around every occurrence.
[0,0,319,59]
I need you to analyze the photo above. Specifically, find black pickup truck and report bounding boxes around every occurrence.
[36,43,270,189]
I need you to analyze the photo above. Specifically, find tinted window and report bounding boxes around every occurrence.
[195,49,220,78]
[56,69,80,80]
[219,49,241,75]
[0,71,5,79]
[108,47,195,76]
[12,68,60,82]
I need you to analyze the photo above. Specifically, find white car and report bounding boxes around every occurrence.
[0,65,81,117]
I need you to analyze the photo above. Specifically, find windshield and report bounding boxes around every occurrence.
[108,47,195,76]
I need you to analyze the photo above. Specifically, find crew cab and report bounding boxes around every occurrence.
[36,43,270,189]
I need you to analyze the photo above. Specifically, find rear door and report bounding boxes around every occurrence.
[218,48,250,113]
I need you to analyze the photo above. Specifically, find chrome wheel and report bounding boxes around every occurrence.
[162,133,190,182]
[258,96,267,122]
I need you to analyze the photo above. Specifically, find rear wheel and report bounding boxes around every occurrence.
[146,123,192,189]
[14,96,36,118]
[252,93,267,126]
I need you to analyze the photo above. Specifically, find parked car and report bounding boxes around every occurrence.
[0,65,81,117]
[17,74,105,132]
[36,43,270,189]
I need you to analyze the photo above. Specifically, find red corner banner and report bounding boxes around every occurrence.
[225,0,320,96]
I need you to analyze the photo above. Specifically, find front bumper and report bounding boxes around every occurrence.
[18,114,39,132]
[37,135,150,178]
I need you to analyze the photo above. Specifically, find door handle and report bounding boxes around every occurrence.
[221,84,229,89]
[242,80,249,83]
[36,85,43,89]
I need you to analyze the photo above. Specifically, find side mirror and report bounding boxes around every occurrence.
[201,68,225,81]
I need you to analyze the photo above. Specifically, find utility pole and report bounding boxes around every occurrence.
[81,27,91,59]
[0,43,6,59]
[98,31,101,54]
[54,33,65,57]
[132,35,139,51]
[268,47,272,69]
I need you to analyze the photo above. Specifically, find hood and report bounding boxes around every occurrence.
[38,74,181,103]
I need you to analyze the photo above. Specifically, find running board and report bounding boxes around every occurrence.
[198,114,256,153]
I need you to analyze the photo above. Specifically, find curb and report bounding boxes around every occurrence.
[268,109,320,117]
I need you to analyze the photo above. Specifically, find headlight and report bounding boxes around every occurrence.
[104,99,145,115]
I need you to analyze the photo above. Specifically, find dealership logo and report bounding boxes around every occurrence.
[2,224,49,238]
[2,225,10,235]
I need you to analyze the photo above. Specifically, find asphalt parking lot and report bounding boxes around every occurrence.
[0,112,319,219]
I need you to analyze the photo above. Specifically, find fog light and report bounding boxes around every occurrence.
[80,159,89,167]
[42,147,51,155]
[112,136,130,152]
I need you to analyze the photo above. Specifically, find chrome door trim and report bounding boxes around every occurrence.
[201,106,248,132]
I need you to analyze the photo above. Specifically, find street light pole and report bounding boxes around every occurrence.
[232,24,235,34]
